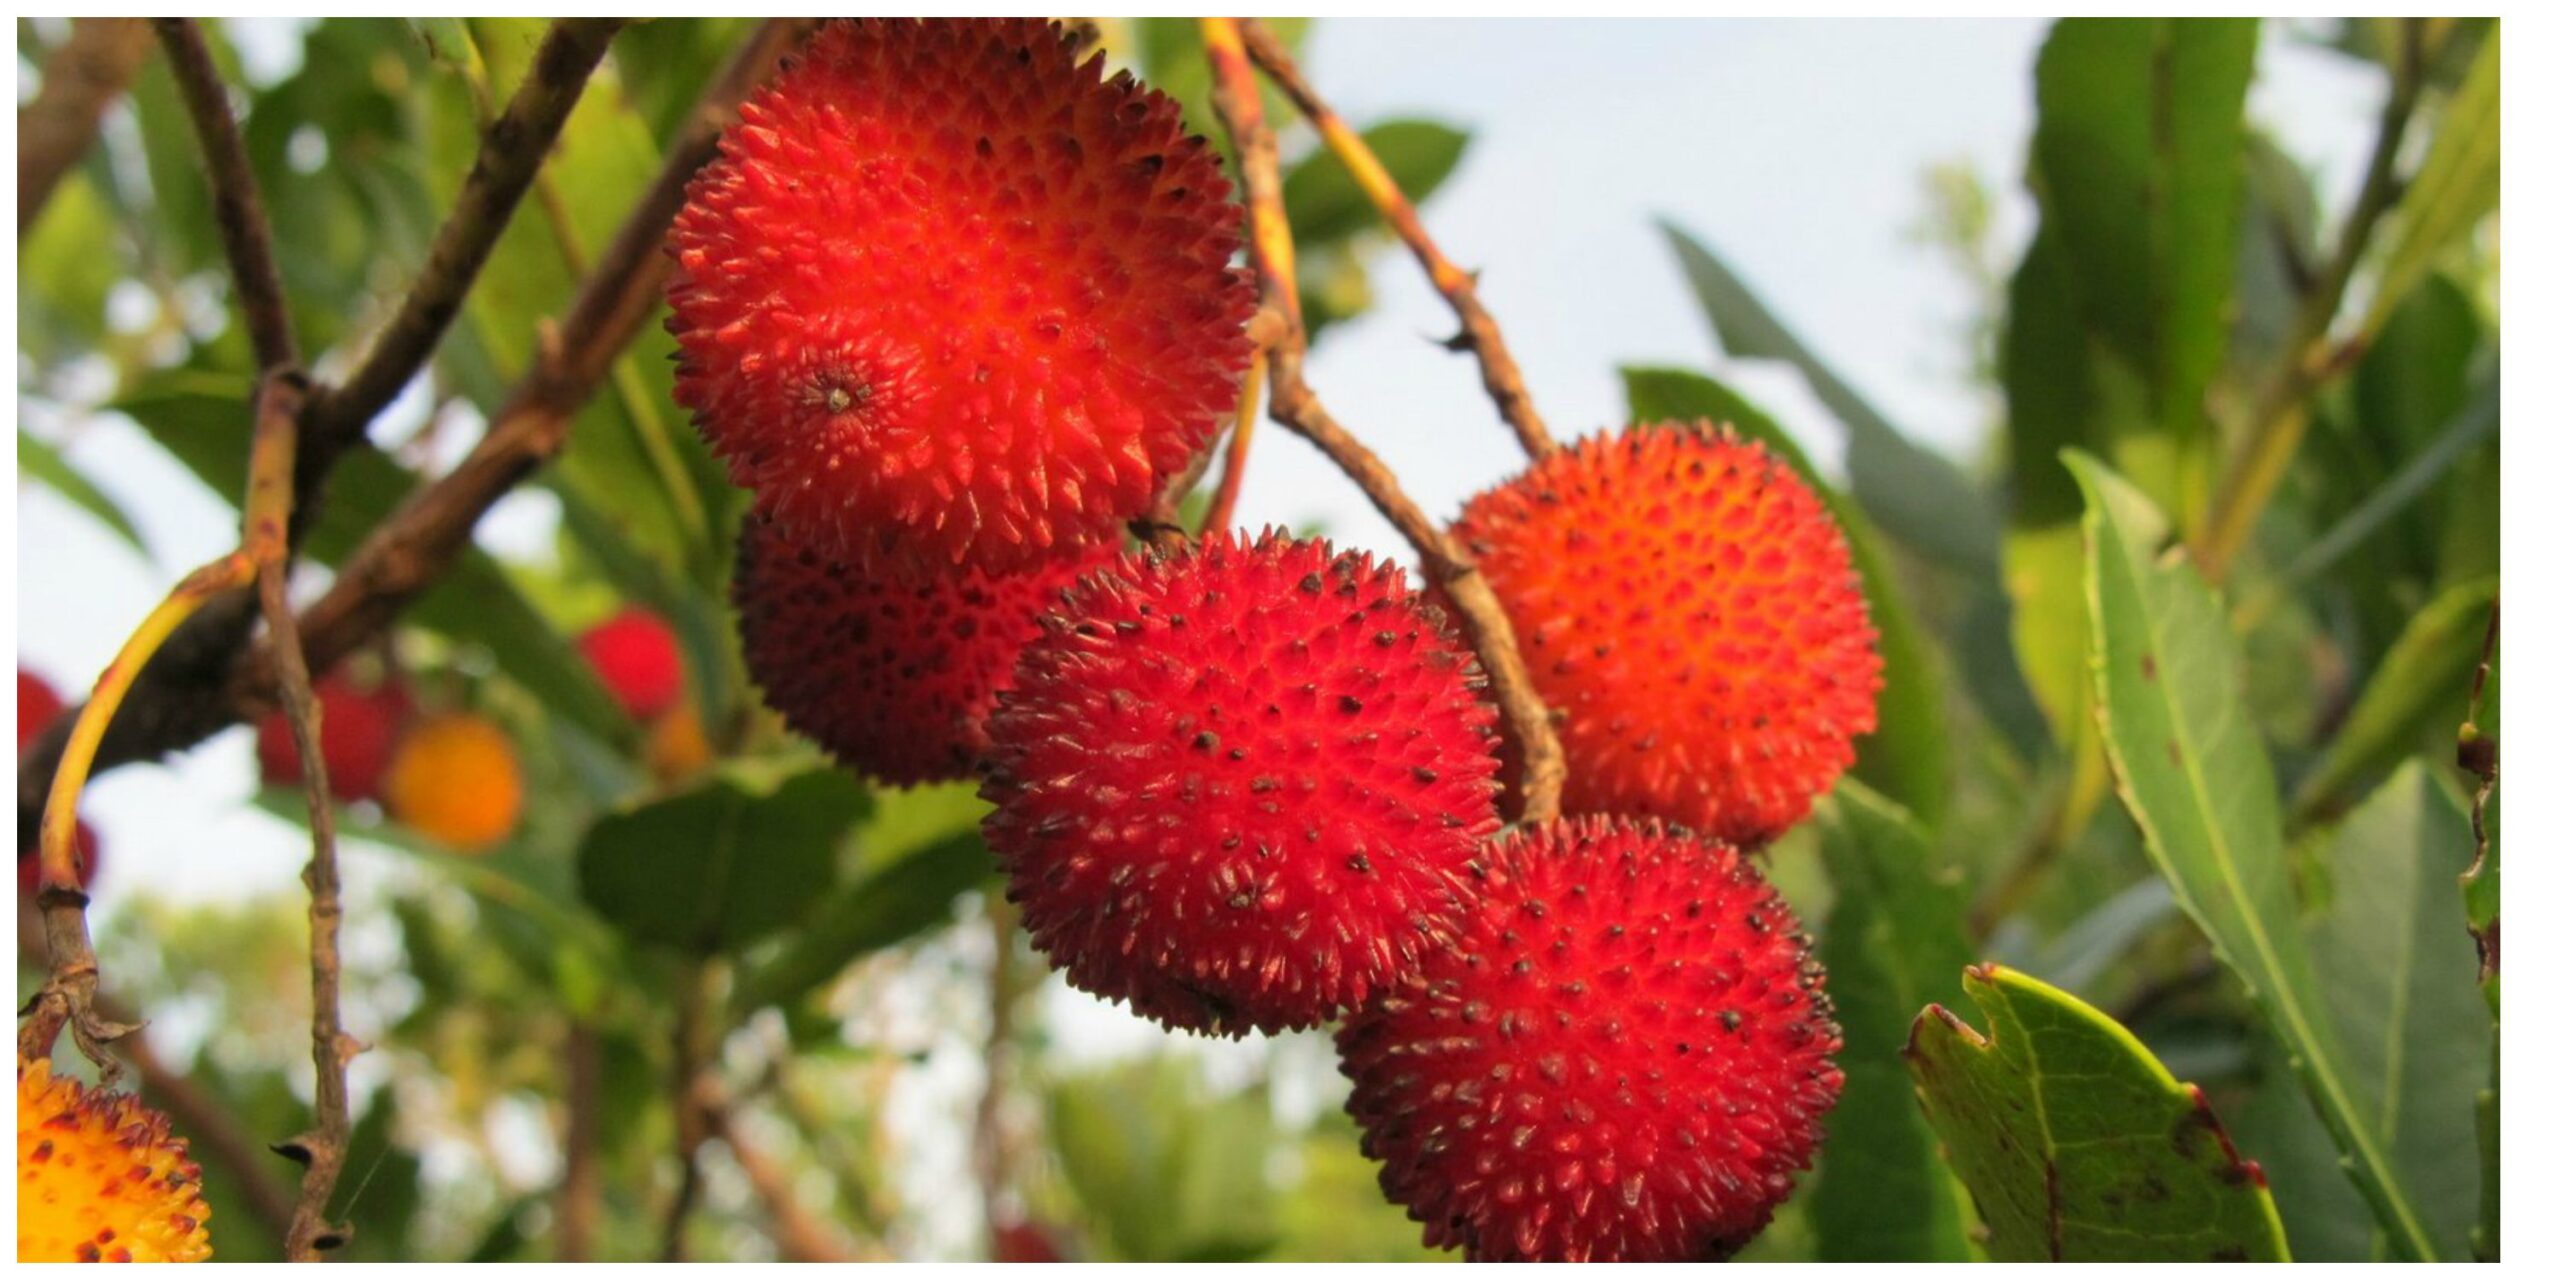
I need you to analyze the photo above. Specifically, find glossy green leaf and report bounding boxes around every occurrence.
[17,427,147,553]
[2029,17,2258,531]
[1812,781,1973,1261]
[2071,452,2438,1259]
[1281,119,1470,248]
[2289,576,2496,825]
[576,766,865,954]
[1659,220,1998,579]
[1906,964,2289,1261]
[730,829,994,1014]
[2305,763,2490,1259]
[1622,366,1948,825]
[2365,22,2498,340]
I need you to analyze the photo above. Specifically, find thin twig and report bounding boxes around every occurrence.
[237,371,363,1262]
[1202,350,1267,533]
[660,964,714,1264]
[1202,17,1564,824]
[2193,24,2426,581]
[17,18,154,236]
[973,902,1025,1253]
[308,17,627,452]
[554,1022,603,1261]
[1238,19,1553,460]
[2458,597,2498,986]
[22,551,252,1068]
[697,1079,858,1263]
[152,18,298,372]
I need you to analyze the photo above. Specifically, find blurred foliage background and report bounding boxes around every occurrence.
[15,16,2496,1263]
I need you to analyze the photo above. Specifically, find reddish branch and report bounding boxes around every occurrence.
[1237,20,1554,460]
[309,17,627,453]
[152,19,299,372]
[1201,18,1565,824]
[697,1079,858,1263]
[17,18,153,236]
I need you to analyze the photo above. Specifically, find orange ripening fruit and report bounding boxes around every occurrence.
[666,18,1255,577]
[644,704,714,783]
[18,1055,214,1262]
[1451,426,1880,846]
[383,713,524,853]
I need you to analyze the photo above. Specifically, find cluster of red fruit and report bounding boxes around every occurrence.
[675,19,1877,1262]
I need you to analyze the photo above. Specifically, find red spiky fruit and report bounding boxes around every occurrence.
[732,513,1117,787]
[579,607,685,720]
[254,672,413,804]
[19,668,65,747]
[1450,426,1880,845]
[982,530,1503,1036]
[1337,815,1842,1262]
[667,18,1255,577]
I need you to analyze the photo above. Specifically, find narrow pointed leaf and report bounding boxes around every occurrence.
[1812,781,1973,1260]
[2071,452,2440,1259]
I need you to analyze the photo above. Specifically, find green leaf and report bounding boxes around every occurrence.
[1047,1056,1278,1262]
[1621,367,1948,826]
[2278,362,2496,595]
[2364,22,2498,340]
[730,829,994,1014]
[2070,452,2439,1259]
[1659,221,1999,579]
[2028,17,2259,532]
[1812,781,1973,1261]
[576,767,865,954]
[2288,576,2496,825]
[1905,964,2289,1261]
[1281,119,1470,248]
[17,427,147,553]
[2302,763,2491,1259]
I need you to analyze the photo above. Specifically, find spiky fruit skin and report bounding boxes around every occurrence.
[383,713,524,853]
[982,531,1504,1036]
[667,18,1254,577]
[255,673,414,804]
[733,513,1117,787]
[19,668,65,747]
[580,608,685,720]
[1451,426,1880,845]
[1337,816,1843,1262]
[18,1055,214,1262]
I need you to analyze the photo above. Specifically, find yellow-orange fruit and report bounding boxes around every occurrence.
[646,705,714,783]
[384,713,524,852]
[18,1055,214,1262]
[1451,426,1880,845]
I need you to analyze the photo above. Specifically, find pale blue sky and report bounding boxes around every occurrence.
[16,15,2383,918]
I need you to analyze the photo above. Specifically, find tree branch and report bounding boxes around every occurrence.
[307,17,627,453]
[1201,18,1565,824]
[697,1078,857,1263]
[1238,19,1554,459]
[13,19,811,832]
[152,17,298,372]
[17,18,154,236]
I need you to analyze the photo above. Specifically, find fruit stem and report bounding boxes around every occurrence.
[1202,349,1267,533]
[1202,17,1567,825]
[1237,19,1555,461]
